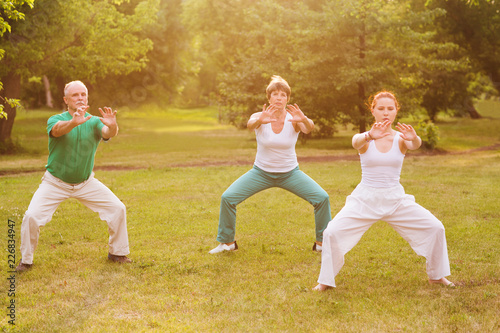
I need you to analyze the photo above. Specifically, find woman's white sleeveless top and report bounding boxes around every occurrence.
[359,132,405,188]
[254,112,299,173]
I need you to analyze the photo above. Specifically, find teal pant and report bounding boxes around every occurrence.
[216,165,332,243]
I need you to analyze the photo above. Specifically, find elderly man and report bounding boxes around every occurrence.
[16,80,131,272]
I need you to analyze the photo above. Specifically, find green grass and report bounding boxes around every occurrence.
[436,100,500,151]
[1,101,499,332]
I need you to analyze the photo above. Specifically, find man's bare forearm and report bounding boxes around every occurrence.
[50,120,77,137]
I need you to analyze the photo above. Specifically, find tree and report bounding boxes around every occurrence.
[425,0,500,118]
[90,0,188,109]
[288,0,479,130]
[182,0,313,127]
[0,0,160,152]
[0,0,35,120]
[183,0,475,136]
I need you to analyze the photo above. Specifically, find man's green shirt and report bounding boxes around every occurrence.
[46,111,104,184]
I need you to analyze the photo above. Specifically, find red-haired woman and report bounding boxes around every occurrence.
[314,91,454,290]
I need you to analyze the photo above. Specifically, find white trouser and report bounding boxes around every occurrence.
[318,183,451,287]
[20,171,129,264]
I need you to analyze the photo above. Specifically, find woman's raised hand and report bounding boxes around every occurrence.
[395,122,418,141]
[286,104,307,123]
[369,120,392,139]
[259,104,278,124]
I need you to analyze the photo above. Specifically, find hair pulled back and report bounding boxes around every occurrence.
[367,90,400,112]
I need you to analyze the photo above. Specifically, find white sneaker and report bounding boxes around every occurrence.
[208,241,238,254]
[312,242,322,252]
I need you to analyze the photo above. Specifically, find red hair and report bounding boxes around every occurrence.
[368,91,400,112]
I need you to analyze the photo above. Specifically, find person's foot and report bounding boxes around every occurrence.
[108,253,132,263]
[313,283,333,291]
[15,261,32,272]
[312,241,322,252]
[429,277,455,287]
[209,241,238,254]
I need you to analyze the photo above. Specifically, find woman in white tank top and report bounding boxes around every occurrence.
[314,91,454,290]
[209,76,332,254]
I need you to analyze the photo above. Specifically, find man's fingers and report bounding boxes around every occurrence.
[99,107,117,117]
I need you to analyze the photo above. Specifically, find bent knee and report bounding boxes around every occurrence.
[107,200,126,218]
[323,222,340,238]
[23,211,45,227]
[102,200,126,223]
[220,191,239,205]
[432,221,446,233]
[314,191,330,206]
[115,201,126,213]
[221,191,230,202]
[426,215,445,231]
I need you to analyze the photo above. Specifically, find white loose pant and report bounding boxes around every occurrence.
[20,171,130,264]
[318,183,451,287]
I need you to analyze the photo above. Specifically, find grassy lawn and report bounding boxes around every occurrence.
[1,101,499,332]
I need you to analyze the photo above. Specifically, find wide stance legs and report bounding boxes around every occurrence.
[216,166,331,244]
[20,171,130,265]
[317,184,451,288]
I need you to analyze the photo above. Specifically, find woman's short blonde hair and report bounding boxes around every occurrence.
[266,75,291,101]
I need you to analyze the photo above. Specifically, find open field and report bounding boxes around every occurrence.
[1,102,499,332]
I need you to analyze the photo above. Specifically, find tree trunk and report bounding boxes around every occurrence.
[42,75,54,108]
[357,22,366,133]
[467,104,482,119]
[429,107,438,123]
[0,72,21,149]
[491,72,500,96]
[55,76,66,110]
[465,98,482,119]
[358,83,366,133]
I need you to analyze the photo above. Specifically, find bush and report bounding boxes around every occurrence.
[415,119,440,151]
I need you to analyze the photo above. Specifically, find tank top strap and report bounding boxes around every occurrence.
[390,132,400,153]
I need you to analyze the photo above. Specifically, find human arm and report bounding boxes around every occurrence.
[395,122,421,150]
[286,104,314,134]
[247,104,278,131]
[50,106,92,137]
[352,120,392,151]
[99,107,119,139]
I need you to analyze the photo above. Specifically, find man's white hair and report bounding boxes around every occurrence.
[64,80,87,96]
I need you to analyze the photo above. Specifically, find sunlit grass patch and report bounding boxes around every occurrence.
[151,124,231,133]
[120,104,220,123]
[435,100,500,151]
[475,99,500,118]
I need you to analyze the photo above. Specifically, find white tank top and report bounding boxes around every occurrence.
[254,112,299,173]
[359,132,405,188]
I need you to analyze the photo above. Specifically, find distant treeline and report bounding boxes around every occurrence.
[1,0,499,146]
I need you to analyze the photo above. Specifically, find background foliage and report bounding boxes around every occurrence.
[1,0,499,151]
[0,0,34,120]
